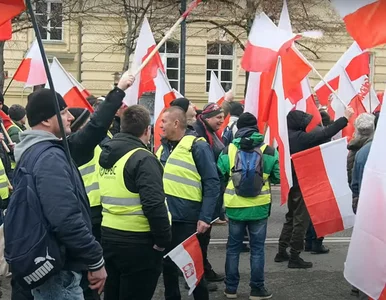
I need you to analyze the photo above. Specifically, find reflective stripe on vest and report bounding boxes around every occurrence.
[224,143,271,208]
[79,146,102,208]
[163,135,205,202]
[0,159,9,200]
[99,147,171,232]
[155,145,163,160]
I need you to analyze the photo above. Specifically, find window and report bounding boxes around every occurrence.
[159,41,180,91]
[206,42,234,92]
[36,1,63,41]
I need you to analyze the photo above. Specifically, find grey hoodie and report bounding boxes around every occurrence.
[14,130,60,163]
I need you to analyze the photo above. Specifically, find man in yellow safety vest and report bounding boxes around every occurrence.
[99,105,171,300]
[158,106,220,300]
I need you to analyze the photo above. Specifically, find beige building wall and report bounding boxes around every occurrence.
[3,6,386,110]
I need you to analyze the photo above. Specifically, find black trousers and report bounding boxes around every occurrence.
[278,186,311,253]
[163,222,209,300]
[102,240,163,300]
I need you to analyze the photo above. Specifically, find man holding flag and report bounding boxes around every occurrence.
[159,106,220,299]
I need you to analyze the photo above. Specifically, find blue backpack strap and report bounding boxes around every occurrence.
[17,141,58,174]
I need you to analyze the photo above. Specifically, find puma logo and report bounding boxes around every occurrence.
[34,247,55,265]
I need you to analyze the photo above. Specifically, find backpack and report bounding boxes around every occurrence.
[231,144,267,198]
[222,122,237,147]
[4,142,65,290]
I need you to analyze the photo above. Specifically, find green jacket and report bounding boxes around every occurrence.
[8,122,26,144]
[217,131,280,221]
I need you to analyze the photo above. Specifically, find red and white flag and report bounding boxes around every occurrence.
[292,138,355,237]
[165,234,204,295]
[344,100,386,300]
[13,39,47,87]
[208,71,225,105]
[154,69,176,150]
[0,0,25,26]
[331,0,386,50]
[357,77,380,113]
[0,20,11,41]
[292,77,322,132]
[67,72,91,98]
[46,57,93,111]
[314,42,369,106]
[241,12,300,73]
[124,17,164,106]
[173,88,184,99]
[267,58,293,204]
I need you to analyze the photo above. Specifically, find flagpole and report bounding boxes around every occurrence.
[291,46,347,108]
[2,77,14,96]
[163,217,219,259]
[25,0,73,167]
[133,0,204,76]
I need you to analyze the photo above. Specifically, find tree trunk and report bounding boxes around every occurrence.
[0,42,4,94]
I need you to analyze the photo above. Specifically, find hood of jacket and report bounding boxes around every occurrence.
[99,133,147,169]
[233,127,264,151]
[347,135,373,151]
[287,110,313,131]
[14,130,60,163]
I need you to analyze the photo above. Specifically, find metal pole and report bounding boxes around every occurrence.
[180,0,187,95]
[25,0,73,167]
[77,0,83,82]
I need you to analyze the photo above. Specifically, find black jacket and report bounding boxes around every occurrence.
[99,133,171,248]
[13,87,126,272]
[109,116,120,136]
[287,110,348,187]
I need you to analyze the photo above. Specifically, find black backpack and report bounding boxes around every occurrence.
[231,144,266,198]
[4,142,65,289]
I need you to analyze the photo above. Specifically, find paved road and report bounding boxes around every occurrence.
[0,187,355,299]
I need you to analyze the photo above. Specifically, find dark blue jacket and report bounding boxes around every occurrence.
[159,130,220,224]
[351,142,372,198]
[13,88,126,272]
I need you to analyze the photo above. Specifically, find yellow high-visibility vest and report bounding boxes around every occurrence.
[224,143,271,208]
[79,146,102,208]
[100,148,170,232]
[0,159,9,201]
[163,135,205,202]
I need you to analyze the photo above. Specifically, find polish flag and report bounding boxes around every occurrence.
[124,17,164,106]
[0,110,14,130]
[67,72,92,98]
[0,20,11,41]
[172,88,184,99]
[208,71,225,105]
[13,39,47,87]
[315,42,369,106]
[46,57,93,111]
[267,58,293,204]
[0,0,25,26]
[292,138,355,237]
[292,78,322,132]
[154,69,176,150]
[344,102,386,300]
[331,0,386,50]
[165,234,204,295]
[241,12,300,73]
[357,77,380,113]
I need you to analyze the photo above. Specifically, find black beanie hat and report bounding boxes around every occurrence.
[9,104,26,122]
[229,102,244,117]
[68,107,91,132]
[26,88,67,127]
[237,112,257,129]
[171,97,190,113]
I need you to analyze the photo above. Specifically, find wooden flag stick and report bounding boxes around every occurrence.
[291,46,347,108]
[134,0,203,77]
[0,123,13,146]
[1,141,10,153]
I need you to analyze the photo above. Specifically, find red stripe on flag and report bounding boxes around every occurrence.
[13,58,32,82]
[64,87,94,112]
[182,235,204,283]
[305,96,322,132]
[0,20,11,41]
[154,91,176,150]
[139,45,164,97]
[292,146,345,237]
[342,1,386,50]
[242,42,279,73]
[0,0,25,26]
